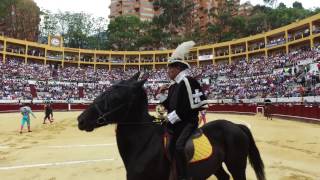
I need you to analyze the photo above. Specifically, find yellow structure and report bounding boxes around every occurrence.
[189,133,213,163]
[0,13,320,71]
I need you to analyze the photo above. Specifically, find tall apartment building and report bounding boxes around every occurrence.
[238,1,253,16]
[190,0,220,31]
[109,0,160,21]
[188,0,240,31]
[109,0,242,32]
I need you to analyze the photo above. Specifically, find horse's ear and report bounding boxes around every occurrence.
[128,72,140,81]
[134,78,147,88]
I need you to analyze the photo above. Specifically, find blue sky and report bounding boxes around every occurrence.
[33,0,320,18]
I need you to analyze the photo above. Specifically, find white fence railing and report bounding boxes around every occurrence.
[1,96,319,104]
[0,99,94,104]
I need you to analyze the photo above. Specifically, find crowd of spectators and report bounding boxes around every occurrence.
[266,37,287,48]
[0,79,32,100]
[0,46,320,101]
[36,81,79,100]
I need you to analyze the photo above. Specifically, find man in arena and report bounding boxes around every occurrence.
[43,103,53,124]
[199,110,207,125]
[158,41,208,180]
[155,104,166,121]
[19,104,36,134]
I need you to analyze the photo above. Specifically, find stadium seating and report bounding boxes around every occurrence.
[1,13,320,102]
[0,47,319,101]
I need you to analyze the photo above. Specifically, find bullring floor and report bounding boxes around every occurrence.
[0,111,319,180]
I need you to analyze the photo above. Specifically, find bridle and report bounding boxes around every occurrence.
[92,83,162,126]
[94,84,136,126]
[95,102,129,125]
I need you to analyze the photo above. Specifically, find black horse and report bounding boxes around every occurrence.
[77,73,265,180]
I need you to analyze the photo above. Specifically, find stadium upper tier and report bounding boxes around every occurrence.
[1,13,320,70]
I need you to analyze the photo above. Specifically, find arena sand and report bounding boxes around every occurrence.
[0,111,319,180]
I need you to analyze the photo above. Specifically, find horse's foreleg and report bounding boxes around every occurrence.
[192,178,207,180]
[214,166,230,180]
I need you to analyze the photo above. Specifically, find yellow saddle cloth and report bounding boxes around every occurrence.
[188,133,213,163]
[164,130,213,163]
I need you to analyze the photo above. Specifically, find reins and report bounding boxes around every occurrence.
[93,83,163,126]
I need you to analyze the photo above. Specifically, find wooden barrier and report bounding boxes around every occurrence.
[1,103,319,122]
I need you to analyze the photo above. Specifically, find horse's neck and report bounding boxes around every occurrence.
[115,114,163,167]
[116,114,159,149]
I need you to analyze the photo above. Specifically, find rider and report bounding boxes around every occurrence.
[158,41,208,180]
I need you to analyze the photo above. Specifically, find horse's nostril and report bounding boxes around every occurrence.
[78,117,84,125]
[78,120,86,130]
[78,115,84,122]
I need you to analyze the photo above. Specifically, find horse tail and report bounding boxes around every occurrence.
[238,124,266,180]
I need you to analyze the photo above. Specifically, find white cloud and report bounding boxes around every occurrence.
[33,0,110,18]
[33,0,320,20]
[241,0,320,9]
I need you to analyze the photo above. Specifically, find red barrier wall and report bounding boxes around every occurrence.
[1,103,319,122]
[207,104,257,114]
[268,104,320,121]
[206,104,320,122]
[0,103,69,112]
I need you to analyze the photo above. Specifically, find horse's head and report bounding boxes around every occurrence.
[77,72,148,132]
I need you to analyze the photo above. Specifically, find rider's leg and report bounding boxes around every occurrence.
[175,123,196,180]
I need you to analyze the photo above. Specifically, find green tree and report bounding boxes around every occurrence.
[87,31,108,50]
[267,5,311,29]
[293,1,303,9]
[151,16,171,47]
[144,22,170,49]
[0,0,16,18]
[314,8,320,15]
[230,16,247,37]
[38,0,320,50]
[106,15,145,50]
[207,24,222,42]
[39,11,108,49]
[87,17,108,50]
[0,0,40,41]
[206,0,237,42]
[278,2,287,9]
[39,10,59,42]
[263,0,278,8]
[246,12,269,35]
[65,12,94,48]
[153,0,194,38]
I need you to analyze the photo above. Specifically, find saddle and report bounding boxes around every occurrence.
[163,129,213,164]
